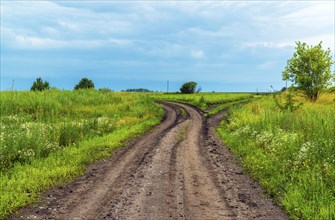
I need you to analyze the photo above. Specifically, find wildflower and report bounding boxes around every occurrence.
[232,126,251,136]
[255,131,273,145]
[294,142,314,167]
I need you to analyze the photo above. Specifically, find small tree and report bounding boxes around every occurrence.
[30,77,50,91]
[180,81,198,94]
[74,78,95,90]
[270,86,303,112]
[282,41,334,101]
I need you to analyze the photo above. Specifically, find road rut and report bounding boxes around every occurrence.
[12,101,288,220]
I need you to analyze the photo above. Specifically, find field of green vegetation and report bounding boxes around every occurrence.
[1,89,334,219]
[0,90,163,218]
[0,90,254,218]
[217,92,335,219]
[150,92,253,110]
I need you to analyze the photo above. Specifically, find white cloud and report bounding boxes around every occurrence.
[15,36,67,49]
[241,41,294,49]
[1,1,135,47]
[107,38,132,46]
[42,27,59,35]
[1,0,334,91]
[249,1,334,50]
[12,35,134,49]
[191,50,205,59]
[58,20,80,32]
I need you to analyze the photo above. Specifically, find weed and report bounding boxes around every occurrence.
[273,92,303,112]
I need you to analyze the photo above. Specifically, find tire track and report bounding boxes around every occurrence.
[11,101,288,220]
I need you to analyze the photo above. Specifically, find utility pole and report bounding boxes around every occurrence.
[167,80,169,93]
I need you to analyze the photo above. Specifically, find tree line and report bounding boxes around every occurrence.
[30,41,334,99]
[30,77,200,94]
[31,77,95,91]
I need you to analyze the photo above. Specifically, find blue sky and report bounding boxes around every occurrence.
[1,1,334,92]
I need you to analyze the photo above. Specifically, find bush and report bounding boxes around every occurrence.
[180,81,198,94]
[74,78,95,90]
[30,78,50,91]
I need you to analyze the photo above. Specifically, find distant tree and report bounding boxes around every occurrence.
[74,78,95,90]
[282,41,334,101]
[99,88,112,92]
[122,88,153,92]
[30,77,50,91]
[180,81,198,94]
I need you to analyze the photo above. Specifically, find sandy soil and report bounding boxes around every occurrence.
[11,101,288,220]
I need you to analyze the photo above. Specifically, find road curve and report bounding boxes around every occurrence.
[12,101,288,220]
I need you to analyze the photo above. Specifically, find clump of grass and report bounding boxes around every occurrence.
[217,92,335,219]
[177,124,188,141]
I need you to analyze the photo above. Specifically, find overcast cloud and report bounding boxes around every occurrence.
[1,1,334,91]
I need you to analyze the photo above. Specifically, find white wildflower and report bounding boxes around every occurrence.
[256,131,273,145]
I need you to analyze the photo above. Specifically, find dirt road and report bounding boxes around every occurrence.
[12,101,288,220]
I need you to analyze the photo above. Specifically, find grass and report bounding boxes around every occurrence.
[150,92,253,110]
[217,92,335,219]
[206,97,253,115]
[4,89,332,219]
[177,123,188,142]
[179,106,187,117]
[0,90,163,218]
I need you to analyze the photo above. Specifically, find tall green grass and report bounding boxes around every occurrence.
[0,90,163,218]
[217,92,335,219]
[151,92,253,110]
[0,90,161,171]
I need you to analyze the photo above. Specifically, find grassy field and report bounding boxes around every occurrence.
[150,92,253,110]
[2,90,333,219]
[0,90,163,218]
[217,92,335,219]
[0,90,252,218]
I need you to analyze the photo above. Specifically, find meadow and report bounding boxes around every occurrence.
[150,92,253,110]
[1,89,334,219]
[0,90,163,218]
[217,92,335,219]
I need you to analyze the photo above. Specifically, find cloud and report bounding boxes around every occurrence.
[1,1,334,91]
[15,36,67,49]
[3,30,131,50]
[1,1,134,48]
[191,50,205,59]
[248,1,334,50]
[241,41,293,49]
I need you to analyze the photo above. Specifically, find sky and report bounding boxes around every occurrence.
[1,1,334,92]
